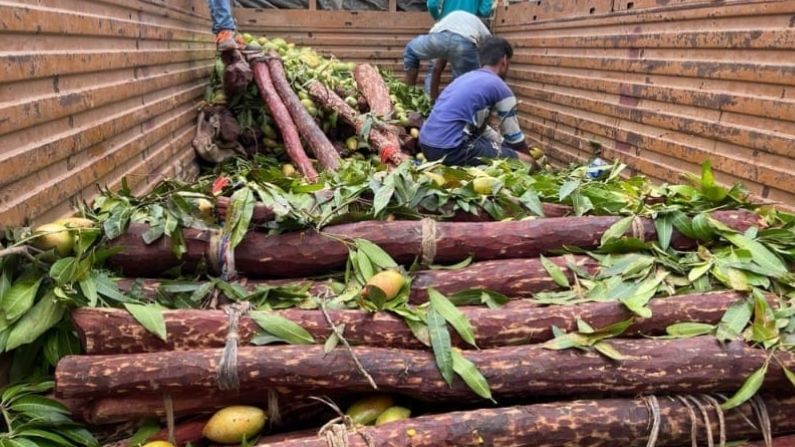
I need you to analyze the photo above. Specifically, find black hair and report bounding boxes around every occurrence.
[478,36,514,66]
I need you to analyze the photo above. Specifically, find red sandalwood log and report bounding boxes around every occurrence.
[255,395,795,447]
[214,196,572,225]
[54,336,794,401]
[112,256,597,306]
[737,435,795,446]
[72,290,746,355]
[353,64,392,117]
[106,210,760,278]
[251,61,318,181]
[266,54,341,171]
[307,81,401,158]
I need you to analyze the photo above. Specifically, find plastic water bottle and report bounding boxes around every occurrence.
[586,157,610,180]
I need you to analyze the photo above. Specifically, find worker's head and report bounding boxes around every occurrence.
[478,37,513,78]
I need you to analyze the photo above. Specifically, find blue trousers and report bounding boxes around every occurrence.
[207,0,236,34]
[404,31,480,83]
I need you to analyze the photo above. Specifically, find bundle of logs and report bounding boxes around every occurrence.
[203,49,412,174]
[54,206,795,446]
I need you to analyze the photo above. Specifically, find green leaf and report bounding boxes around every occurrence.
[655,214,673,250]
[250,311,315,345]
[20,429,75,447]
[9,394,69,416]
[127,419,160,447]
[354,239,397,269]
[519,189,545,217]
[558,179,580,201]
[6,291,65,351]
[60,427,99,447]
[600,216,634,246]
[44,328,80,367]
[372,176,395,217]
[720,363,767,410]
[79,277,98,307]
[665,322,715,338]
[223,187,256,249]
[691,213,714,241]
[540,255,570,288]
[783,365,795,388]
[123,303,167,342]
[189,281,215,304]
[699,160,728,202]
[1,273,43,321]
[426,307,454,385]
[620,274,665,318]
[722,233,788,278]
[716,298,753,342]
[49,257,79,285]
[355,250,375,282]
[323,324,345,353]
[428,289,477,348]
[450,349,494,402]
[429,256,473,271]
[751,289,778,343]
[593,342,626,360]
[688,262,713,282]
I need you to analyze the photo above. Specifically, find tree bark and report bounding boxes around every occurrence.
[735,435,795,447]
[106,210,760,278]
[72,290,745,355]
[266,54,341,171]
[55,336,794,401]
[250,61,318,181]
[353,64,392,118]
[307,81,400,157]
[214,196,573,225]
[111,255,597,307]
[255,395,795,447]
[72,389,329,425]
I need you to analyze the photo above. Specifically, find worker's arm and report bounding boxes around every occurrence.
[405,68,420,86]
[430,58,447,100]
[495,95,529,153]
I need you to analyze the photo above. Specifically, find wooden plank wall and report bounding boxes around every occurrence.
[495,0,795,207]
[235,8,434,75]
[0,0,213,229]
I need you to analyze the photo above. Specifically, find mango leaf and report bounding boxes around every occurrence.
[722,233,788,278]
[716,297,753,342]
[542,330,590,351]
[355,250,375,282]
[49,257,79,285]
[699,160,728,202]
[600,216,634,246]
[426,307,454,385]
[655,214,673,250]
[558,179,580,201]
[540,255,569,288]
[593,342,626,360]
[44,328,80,367]
[688,262,713,282]
[123,303,167,342]
[9,394,69,423]
[6,291,65,351]
[751,289,778,343]
[323,324,345,353]
[60,427,99,447]
[1,273,43,321]
[665,322,715,338]
[250,311,315,345]
[670,210,697,240]
[354,239,397,269]
[428,289,477,348]
[577,319,595,334]
[15,429,74,447]
[783,365,795,389]
[518,189,544,217]
[620,274,665,318]
[721,363,767,410]
[127,419,161,447]
[405,318,431,347]
[429,256,473,271]
[79,276,98,307]
[372,176,395,216]
[223,187,255,249]
[691,213,714,241]
[451,349,494,402]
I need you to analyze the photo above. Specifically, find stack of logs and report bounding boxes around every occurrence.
[52,205,795,445]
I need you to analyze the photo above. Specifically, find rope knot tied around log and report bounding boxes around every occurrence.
[216,301,252,390]
[420,218,438,267]
[208,231,237,281]
[317,414,375,447]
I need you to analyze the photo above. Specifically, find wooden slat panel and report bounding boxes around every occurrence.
[496,0,795,208]
[0,0,210,228]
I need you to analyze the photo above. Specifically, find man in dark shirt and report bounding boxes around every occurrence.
[419,37,537,168]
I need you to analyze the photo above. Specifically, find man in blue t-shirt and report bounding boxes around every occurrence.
[419,37,537,168]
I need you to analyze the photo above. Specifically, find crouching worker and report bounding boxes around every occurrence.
[403,11,491,99]
[418,37,538,169]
